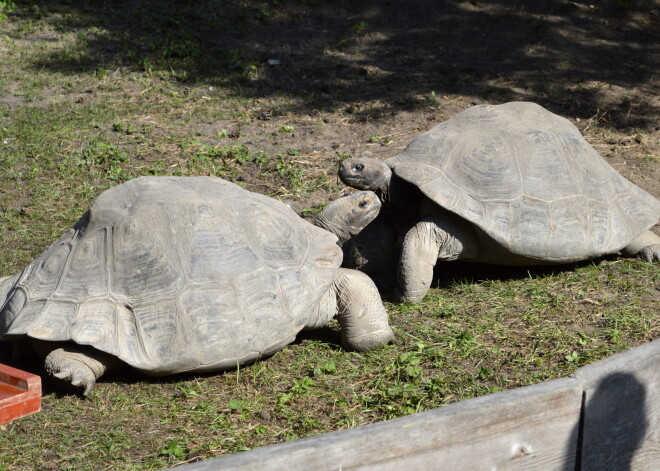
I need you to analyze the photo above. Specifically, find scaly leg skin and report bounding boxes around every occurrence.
[622,230,660,263]
[333,268,395,351]
[44,345,118,396]
[396,212,477,303]
[397,218,443,303]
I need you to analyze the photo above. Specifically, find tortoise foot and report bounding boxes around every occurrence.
[637,244,660,263]
[44,348,102,397]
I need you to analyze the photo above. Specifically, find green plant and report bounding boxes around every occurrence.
[0,3,657,468]
[352,21,369,35]
[112,122,137,134]
[160,439,188,459]
[0,1,16,21]
[277,376,316,408]
[229,398,248,412]
[82,140,129,167]
[312,360,336,375]
[368,134,392,145]
[301,202,327,216]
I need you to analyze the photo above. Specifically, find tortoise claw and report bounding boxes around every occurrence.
[44,348,98,396]
[53,370,71,380]
[638,244,660,263]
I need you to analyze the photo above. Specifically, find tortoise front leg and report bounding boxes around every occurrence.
[397,213,477,303]
[332,268,394,351]
[397,217,443,303]
[622,230,660,263]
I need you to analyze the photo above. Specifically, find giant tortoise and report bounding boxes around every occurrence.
[0,176,394,395]
[339,102,660,302]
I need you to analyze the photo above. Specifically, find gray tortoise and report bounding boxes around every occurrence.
[0,176,394,395]
[339,102,660,303]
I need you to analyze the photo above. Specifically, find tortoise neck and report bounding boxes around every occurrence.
[374,166,392,203]
[313,213,351,245]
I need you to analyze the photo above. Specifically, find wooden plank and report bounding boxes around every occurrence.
[183,378,581,471]
[571,338,660,471]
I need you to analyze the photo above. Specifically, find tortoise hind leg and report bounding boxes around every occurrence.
[621,230,660,263]
[40,344,119,396]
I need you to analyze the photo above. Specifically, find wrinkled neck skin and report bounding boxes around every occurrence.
[313,191,381,246]
[314,212,353,245]
[371,165,392,203]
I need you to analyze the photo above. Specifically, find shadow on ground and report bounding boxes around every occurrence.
[15,0,659,128]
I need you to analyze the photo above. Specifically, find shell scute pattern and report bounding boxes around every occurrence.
[451,130,523,202]
[59,231,109,299]
[1,177,342,374]
[389,102,660,260]
[250,202,307,269]
[519,128,582,202]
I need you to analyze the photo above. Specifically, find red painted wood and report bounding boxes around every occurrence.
[0,363,42,424]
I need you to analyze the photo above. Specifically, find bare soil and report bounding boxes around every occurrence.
[8,0,658,210]
[0,1,658,468]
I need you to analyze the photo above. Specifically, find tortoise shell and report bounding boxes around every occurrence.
[0,177,341,374]
[385,102,660,262]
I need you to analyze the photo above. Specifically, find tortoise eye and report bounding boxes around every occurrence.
[358,201,368,208]
[353,164,364,172]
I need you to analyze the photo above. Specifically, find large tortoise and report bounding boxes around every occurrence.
[339,102,660,302]
[0,176,394,395]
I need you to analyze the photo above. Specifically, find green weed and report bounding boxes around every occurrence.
[0,1,16,21]
[0,2,657,469]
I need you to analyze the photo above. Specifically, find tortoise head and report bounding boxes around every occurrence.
[314,191,381,245]
[338,158,392,199]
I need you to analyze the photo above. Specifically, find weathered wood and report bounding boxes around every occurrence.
[184,378,582,470]
[571,338,660,471]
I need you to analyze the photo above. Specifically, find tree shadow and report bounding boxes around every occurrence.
[13,0,658,128]
[563,372,648,471]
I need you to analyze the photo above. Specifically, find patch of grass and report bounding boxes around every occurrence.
[352,21,369,35]
[1,256,657,470]
[0,0,15,21]
[277,124,294,134]
[0,1,658,470]
[368,134,392,145]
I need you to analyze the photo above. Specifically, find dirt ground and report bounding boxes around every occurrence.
[12,0,658,210]
[186,0,660,230]
[0,0,659,468]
